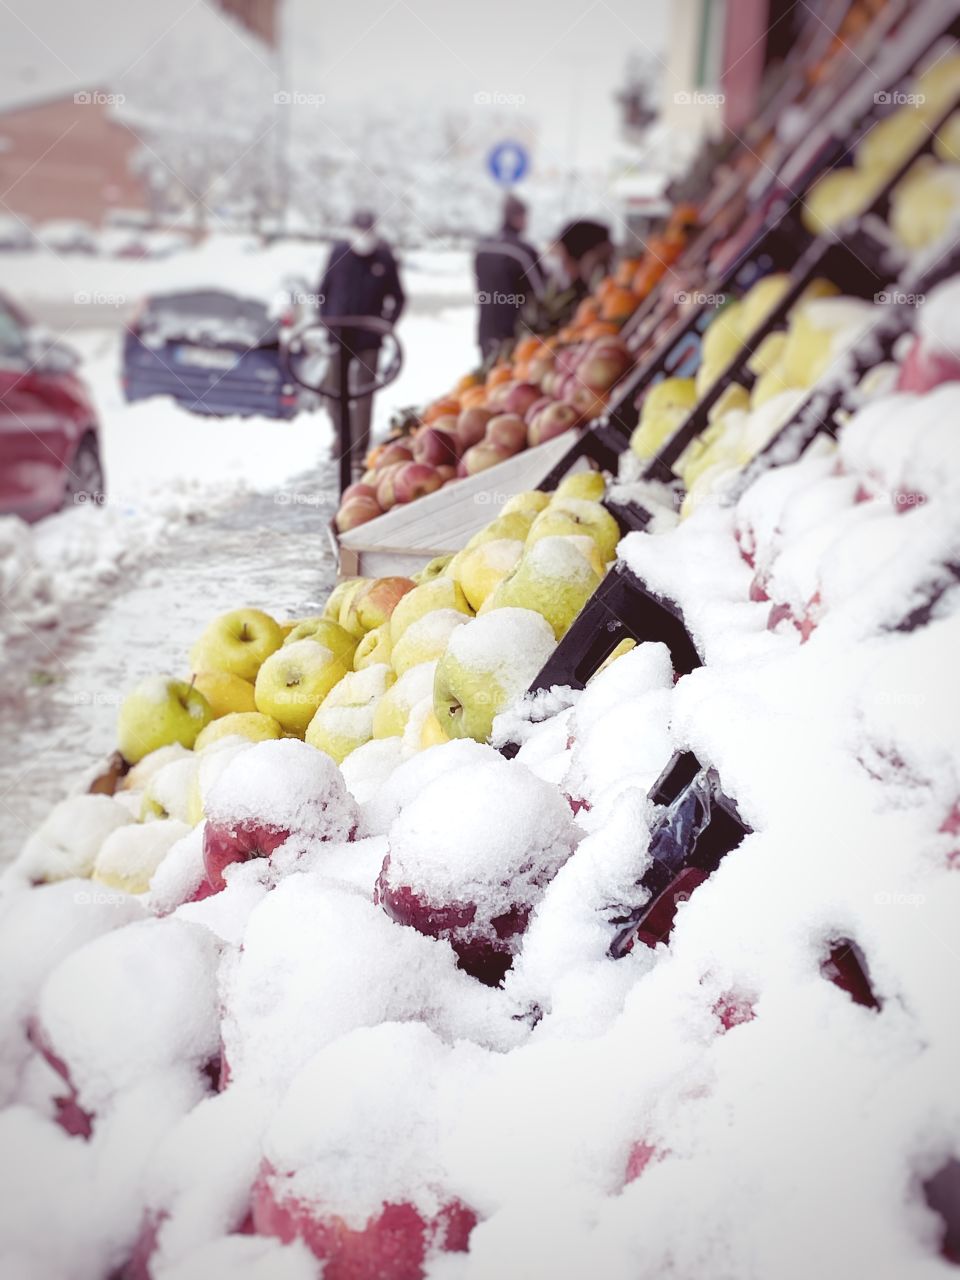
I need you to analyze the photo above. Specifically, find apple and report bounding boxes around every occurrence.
[203,816,290,891]
[524,394,554,425]
[194,711,283,751]
[374,442,414,468]
[412,426,460,467]
[465,510,534,548]
[432,608,557,743]
[486,380,516,409]
[435,464,457,484]
[485,413,527,453]
[283,618,358,668]
[375,465,405,512]
[527,497,620,563]
[391,607,470,675]
[92,819,191,896]
[486,537,601,638]
[341,481,378,504]
[418,554,454,581]
[459,441,512,475]
[429,414,460,434]
[192,669,257,718]
[190,609,284,682]
[253,639,349,736]
[454,538,524,611]
[577,346,631,393]
[346,576,418,635]
[528,401,579,446]
[564,383,607,421]
[554,471,605,502]
[456,406,494,449]
[896,336,960,393]
[501,490,550,518]
[335,495,382,532]
[389,578,471,645]
[117,677,213,764]
[353,622,393,669]
[393,461,444,504]
[305,664,395,763]
[372,660,439,738]
[503,381,542,417]
[323,577,364,621]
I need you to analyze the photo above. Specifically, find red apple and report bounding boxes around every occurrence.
[503,381,542,417]
[375,442,414,468]
[435,464,457,483]
[485,380,516,409]
[528,401,580,446]
[556,346,584,376]
[577,346,631,393]
[341,481,378,504]
[528,351,555,383]
[335,495,382,532]
[896,336,960,393]
[459,441,511,475]
[456,406,494,450]
[524,395,554,425]
[565,384,608,421]
[393,462,444,504]
[430,414,460,434]
[376,464,407,511]
[485,413,527,454]
[412,427,460,467]
[203,819,290,891]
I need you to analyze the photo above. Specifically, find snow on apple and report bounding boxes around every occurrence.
[11,794,136,886]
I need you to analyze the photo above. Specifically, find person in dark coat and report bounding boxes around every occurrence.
[317,210,405,469]
[473,195,544,363]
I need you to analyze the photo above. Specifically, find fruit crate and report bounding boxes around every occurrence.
[333,429,585,578]
[605,750,751,957]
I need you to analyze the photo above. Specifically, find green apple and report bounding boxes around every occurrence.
[117,677,213,764]
[433,608,557,743]
[324,577,364,621]
[354,623,393,669]
[342,576,417,637]
[189,608,284,681]
[501,490,550,518]
[254,639,349,736]
[552,471,605,503]
[192,669,257,718]
[527,498,620,565]
[194,711,283,751]
[283,617,358,667]
[372,660,438,738]
[485,537,601,638]
[454,538,524,611]
[305,664,395,763]
[391,608,470,675]
[389,578,471,646]
[465,510,533,550]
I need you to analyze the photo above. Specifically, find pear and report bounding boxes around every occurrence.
[485,537,601,639]
[372,661,439,738]
[305,664,396,763]
[454,538,524,610]
[391,608,470,675]
[433,608,557,743]
[389,578,471,646]
[527,497,620,564]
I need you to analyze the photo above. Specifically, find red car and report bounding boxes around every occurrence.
[0,295,104,521]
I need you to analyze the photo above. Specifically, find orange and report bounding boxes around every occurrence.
[486,365,514,388]
[423,397,460,423]
[600,285,640,322]
[615,258,643,287]
[459,385,488,409]
[583,320,621,340]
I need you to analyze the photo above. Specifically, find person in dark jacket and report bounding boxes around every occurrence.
[473,195,544,363]
[318,210,405,469]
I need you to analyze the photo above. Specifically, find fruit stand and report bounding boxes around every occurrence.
[6,2,960,1276]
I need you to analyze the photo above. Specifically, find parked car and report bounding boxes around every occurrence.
[0,296,104,521]
[37,220,97,254]
[0,215,35,252]
[122,287,311,418]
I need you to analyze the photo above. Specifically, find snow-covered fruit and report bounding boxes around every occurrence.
[375,755,579,983]
[116,676,213,764]
[201,739,358,889]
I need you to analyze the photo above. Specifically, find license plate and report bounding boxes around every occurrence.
[175,345,237,370]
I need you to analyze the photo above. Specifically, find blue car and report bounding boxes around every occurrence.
[122,288,308,419]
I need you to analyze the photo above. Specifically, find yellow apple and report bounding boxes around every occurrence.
[464,510,534,550]
[553,471,605,502]
[527,497,620,564]
[323,577,364,621]
[389,578,471,646]
[372,661,438,738]
[117,677,213,764]
[93,819,191,895]
[485,536,601,638]
[419,708,449,749]
[254,639,349,736]
[354,623,393,669]
[192,669,258,718]
[501,490,551,518]
[590,637,637,679]
[194,711,283,751]
[454,538,524,610]
[305,664,395,763]
[391,608,470,675]
[342,576,418,637]
[283,617,358,667]
[190,608,284,681]
[739,273,791,337]
[416,554,454,582]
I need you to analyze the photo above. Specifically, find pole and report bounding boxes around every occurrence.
[338,346,353,497]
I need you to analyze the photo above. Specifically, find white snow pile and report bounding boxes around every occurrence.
[0,367,959,1279]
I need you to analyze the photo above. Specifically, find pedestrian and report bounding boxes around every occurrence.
[539,219,615,329]
[473,195,545,364]
[317,210,405,473]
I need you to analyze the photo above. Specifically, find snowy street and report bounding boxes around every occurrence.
[0,245,476,861]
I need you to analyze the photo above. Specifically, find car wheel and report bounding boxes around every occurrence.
[63,436,105,509]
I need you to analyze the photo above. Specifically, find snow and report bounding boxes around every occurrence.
[11,794,136,885]
[440,607,556,683]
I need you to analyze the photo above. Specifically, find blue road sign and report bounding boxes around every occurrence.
[487,140,530,186]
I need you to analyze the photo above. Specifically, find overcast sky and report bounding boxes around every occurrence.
[0,0,668,171]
